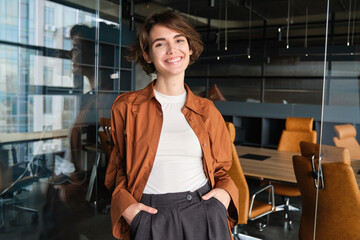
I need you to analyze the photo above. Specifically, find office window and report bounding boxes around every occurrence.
[44,35,53,48]
[44,6,54,25]
[63,38,72,51]
[63,96,73,111]
[63,7,76,27]
[62,59,72,77]
[43,66,53,85]
[0,1,131,239]
[0,1,18,42]
[28,96,34,132]
[42,125,52,131]
[20,1,28,18]
[43,96,52,114]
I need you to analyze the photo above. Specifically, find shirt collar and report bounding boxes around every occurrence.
[133,80,205,116]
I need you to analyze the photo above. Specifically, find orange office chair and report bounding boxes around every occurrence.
[262,117,317,230]
[278,117,317,152]
[333,124,360,159]
[98,118,113,158]
[96,118,113,213]
[225,122,275,238]
[293,142,360,240]
[0,160,40,230]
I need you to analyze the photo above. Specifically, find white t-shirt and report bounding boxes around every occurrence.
[143,90,208,194]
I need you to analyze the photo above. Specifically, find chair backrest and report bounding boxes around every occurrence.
[333,124,360,159]
[98,118,113,157]
[293,142,360,240]
[225,122,250,225]
[208,84,227,101]
[0,163,11,192]
[278,117,317,152]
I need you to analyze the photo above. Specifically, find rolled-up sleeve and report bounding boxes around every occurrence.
[105,103,137,239]
[208,102,239,226]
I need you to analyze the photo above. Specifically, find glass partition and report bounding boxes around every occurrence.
[0,0,134,239]
[183,1,359,239]
[317,1,360,239]
[0,0,358,239]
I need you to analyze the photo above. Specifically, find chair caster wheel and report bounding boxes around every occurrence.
[258,222,266,231]
[284,220,293,231]
[31,213,39,224]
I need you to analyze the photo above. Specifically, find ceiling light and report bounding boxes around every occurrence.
[351,0,357,45]
[286,0,291,50]
[248,0,252,59]
[278,27,282,42]
[225,0,228,51]
[304,1,308,48]
[209,0,215,7]
[347,0,352,46]
[217,0,222,51]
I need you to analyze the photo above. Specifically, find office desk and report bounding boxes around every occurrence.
[0,129,68,145]
[236,145,360,187]
[236,145,298,183]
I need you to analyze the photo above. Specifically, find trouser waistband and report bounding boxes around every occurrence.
[140,183,211,208]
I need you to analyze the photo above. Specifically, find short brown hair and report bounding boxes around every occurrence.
[127,10,203,74]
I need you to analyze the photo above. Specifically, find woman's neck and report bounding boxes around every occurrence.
[154,74,186,96]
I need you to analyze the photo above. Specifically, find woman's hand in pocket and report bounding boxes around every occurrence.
[122,202,158,225]
[202,188,230,209]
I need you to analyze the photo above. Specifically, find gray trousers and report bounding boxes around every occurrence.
[130,183,231,240]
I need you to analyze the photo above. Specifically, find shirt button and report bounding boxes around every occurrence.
[210,170,213,173]
[203,143,207,147]
[186,194,192,201]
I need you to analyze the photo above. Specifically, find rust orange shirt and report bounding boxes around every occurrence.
[105,81,239,239]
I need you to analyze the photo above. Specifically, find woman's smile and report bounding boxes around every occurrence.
[144,24,193,78]
[164,56,183,64]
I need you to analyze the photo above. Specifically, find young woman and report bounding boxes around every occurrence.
[105,11,239,240]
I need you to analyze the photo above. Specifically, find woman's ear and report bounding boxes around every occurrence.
[189,49,193,55]
[143,51,152,63]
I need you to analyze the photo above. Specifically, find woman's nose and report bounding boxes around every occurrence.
[166,42,176,54]
[66,49,73,59]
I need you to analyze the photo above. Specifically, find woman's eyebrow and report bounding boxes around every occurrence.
[152,38,165,45]
[152,34,185,45]
[174,34,185,39]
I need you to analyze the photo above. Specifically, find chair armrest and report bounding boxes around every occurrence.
[248,184,275,220]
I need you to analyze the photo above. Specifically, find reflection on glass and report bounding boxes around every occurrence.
[0,0,123,239]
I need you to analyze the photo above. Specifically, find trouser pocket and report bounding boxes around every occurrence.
[211,197,228,216]
[130,211,143,233]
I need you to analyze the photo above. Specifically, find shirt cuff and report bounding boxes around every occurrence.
[111,187,138,239]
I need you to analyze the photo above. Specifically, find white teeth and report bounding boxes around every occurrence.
[166,57,181,63]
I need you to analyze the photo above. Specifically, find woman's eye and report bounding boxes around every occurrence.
[155,43,163,47]
[177,39,185,43]
[72,47,81,53]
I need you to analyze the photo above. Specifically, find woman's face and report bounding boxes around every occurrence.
[143,24,193,78]
[71,35,94,76]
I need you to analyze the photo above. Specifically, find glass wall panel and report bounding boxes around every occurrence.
[181,1,358,239]
[317,2,360,239]
[0,0,134,239]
